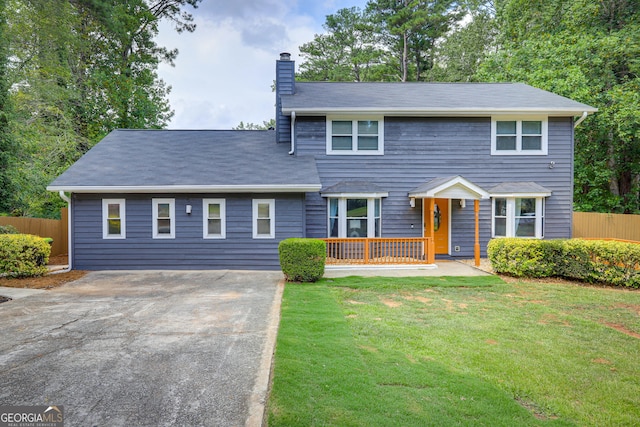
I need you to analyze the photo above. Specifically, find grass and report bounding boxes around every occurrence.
[266,275,640,426]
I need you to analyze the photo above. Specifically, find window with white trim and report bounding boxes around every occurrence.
[153,198,175,239]
[491,117,548,155]
[328,198,381,238]
[102,199,125,239]
[253,199,275,239]
[492,197,545,238]
[326,117,384,155]
[203,199,226,239]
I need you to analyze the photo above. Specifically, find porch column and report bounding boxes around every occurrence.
[474,199,480,267]
[426,198,435,264]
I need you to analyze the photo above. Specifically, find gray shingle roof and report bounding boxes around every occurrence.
[281,82,597,115]
[321,181,386,195]
[489,182,552,196]
[48,130,321,192]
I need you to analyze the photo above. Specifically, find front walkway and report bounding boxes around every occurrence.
[324,260,492,278]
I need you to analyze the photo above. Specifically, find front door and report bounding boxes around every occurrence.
[424,198,449,255]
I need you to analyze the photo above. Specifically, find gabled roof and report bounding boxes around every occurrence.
[281,82,597,116]
[409,176,490,200]
[47,130,321,193]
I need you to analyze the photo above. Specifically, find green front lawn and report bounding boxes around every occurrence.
[266,276,640,426]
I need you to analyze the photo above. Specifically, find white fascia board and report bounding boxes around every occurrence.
[282,107,598,116]
[320,192,389,198]
[490,192,552,198]
[46,184,323,193]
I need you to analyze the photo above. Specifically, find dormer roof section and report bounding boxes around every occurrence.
[280,82,597,117]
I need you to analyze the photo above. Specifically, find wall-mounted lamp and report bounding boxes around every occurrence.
[459,199,466,208]
[409,197,416,208]
[186,204,192,214]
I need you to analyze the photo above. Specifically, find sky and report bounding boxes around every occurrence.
[155,0,369,130]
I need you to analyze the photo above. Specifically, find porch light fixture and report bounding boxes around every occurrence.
[459,199,466,208]
[186,204,192,214]
[409,197,416,208]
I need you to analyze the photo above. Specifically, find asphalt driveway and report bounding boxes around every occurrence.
[0,270,283,426]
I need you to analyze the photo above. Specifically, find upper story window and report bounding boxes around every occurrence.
[203,199,226,239]
[326,117,384,155]
[253,199,275,239]
[153,198,175,239]
[491,117,548,155]
[102,199,125,239]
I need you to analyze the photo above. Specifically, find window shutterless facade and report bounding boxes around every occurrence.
[326,117,384,155]
[203,199,226,239]
[253,199,275,239]
[152,198,175,239]
[328,198,381,238]
[491,117,548,155]
[492,197,545,238]
[102,199,125,239]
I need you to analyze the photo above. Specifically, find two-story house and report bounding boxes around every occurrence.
[48,53,596,270]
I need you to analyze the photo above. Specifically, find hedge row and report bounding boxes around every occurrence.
[487,238,640,288]
[279,238,326,282]
[0,234,51,278]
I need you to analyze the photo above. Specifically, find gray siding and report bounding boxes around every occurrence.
[296,116,574,257]
[71,193,305,270]
[275,58,294,144]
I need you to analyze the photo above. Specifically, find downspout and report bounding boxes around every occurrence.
[51,191,72,274]
[574,111,588,128]
[288,111,296,155]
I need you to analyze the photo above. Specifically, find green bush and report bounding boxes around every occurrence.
[0,234,51,278]
[0,224,19,234]
[487,238,640,288]
[279,238,326,282]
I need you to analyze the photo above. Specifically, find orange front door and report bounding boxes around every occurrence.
[424,198,449,255]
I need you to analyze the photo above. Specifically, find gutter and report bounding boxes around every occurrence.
[50,191,72,274]
[288,111,296,155]
[574,111,588,128]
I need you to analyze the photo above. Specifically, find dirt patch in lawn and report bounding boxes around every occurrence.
[604,322,640,339]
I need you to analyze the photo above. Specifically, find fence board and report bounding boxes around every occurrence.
[0,208,68,256]
[573,212,640,242]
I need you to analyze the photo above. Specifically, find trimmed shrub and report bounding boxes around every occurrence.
[0,224,19,234]
[487,238,640,288]
[0,234,51,278]
[279,238,326,282]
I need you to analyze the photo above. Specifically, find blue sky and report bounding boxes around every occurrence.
[156,0,369,129]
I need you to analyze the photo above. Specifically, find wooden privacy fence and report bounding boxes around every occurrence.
[323,237,435,265]
[0,208,68,256]
[573,211,640,242]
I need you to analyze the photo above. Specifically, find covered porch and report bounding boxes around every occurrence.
[322,176,489,267]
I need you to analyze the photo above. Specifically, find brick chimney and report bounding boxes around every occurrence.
[276,52,295,144]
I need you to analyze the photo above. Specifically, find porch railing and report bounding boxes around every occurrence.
[322,237,434,265]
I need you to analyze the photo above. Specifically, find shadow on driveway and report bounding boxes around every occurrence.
[0,270,283,426]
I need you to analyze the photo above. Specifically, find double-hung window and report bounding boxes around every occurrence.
[492,197,545,238]
[328,198,381,238]
[491,117,548,155]
[153,198,175,239]
[102,199,125,239]
[327,117,384,155]
[203,199,226,239]
[253,199,275,239]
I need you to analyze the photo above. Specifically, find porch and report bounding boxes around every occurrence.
[323,237,435,265]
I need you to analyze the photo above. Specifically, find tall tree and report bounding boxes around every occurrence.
[0,0,12,212]
[367,0,464,81]
[478,0,640,213]
[298,7,385,82]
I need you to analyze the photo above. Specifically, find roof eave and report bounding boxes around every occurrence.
[46,184,323,193]
[281,107,598,116]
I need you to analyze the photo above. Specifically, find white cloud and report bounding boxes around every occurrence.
[155,0,367,129]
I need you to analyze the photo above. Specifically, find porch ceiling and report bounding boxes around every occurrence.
[408,176,490,200]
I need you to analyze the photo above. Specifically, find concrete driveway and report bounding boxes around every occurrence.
[0,270,283,426]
